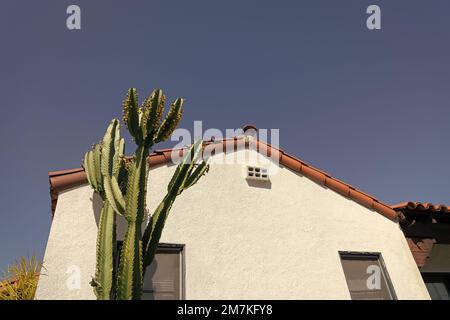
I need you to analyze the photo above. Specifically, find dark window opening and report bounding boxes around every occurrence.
[339,252,396,300]
[422,273,450,300]
[419,243,450,300]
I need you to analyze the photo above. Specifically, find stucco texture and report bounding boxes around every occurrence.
[36,149,430,299]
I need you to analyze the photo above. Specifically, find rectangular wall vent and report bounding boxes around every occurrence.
[246,166,269,181]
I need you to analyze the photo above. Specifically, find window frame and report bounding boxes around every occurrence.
[339,251,397,300]
[145,243,185,300]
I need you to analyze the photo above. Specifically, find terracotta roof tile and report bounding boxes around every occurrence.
[325,177,351,197]
[406,238,436,267]
[392,201,450,213]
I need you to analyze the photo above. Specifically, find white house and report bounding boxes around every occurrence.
[35,126,431,300]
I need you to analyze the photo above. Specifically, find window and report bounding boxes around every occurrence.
[142,244,184,300]
[117,242,184,300]
[339,252,396,300]
[422,274,450,300]
[420,244,450,300]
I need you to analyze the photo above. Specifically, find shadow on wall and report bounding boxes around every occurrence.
[245,180,272,189]
[92,192,127,239]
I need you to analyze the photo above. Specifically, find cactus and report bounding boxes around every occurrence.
[84,120,124,300]
[84,88,208,300]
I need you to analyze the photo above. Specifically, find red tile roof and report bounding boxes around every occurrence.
[405,238,436,268]
[392,201,450,213]
[394,202,450,267]
[48,129,398,221]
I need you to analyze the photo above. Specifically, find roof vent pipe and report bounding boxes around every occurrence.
[242,124,258,138]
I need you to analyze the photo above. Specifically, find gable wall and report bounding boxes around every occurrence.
[36,149,430,299]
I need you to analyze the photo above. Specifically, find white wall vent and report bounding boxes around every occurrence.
[246,166,269,181]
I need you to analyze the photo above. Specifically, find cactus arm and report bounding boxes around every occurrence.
[91,201,116,300]
[141,89,165,145]
[142,194,176,270]
[103,176,125,215]
[122,88,141,143]
[116,145,149,299]
[123,145,149,222]
[101,119,126,215]
[154,98,184,143]
[85,119,126,299]
[84,143,104,194]
[112,137,125,177]
[100,119,120,178]
[116,221,142,300]
[84,150,99,192]
[115,88,156,300]
[182,158,210,191]
[93,144,103,190]
[142,140,209,270]
[167,139,202,192]
[168,139,204,193]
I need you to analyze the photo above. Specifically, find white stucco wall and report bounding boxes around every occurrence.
[35,185,99,299]
[36,148,430,300]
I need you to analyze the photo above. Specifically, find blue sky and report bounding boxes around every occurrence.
[1,0,449,270]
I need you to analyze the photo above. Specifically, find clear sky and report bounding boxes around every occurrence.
[1,0,449,271]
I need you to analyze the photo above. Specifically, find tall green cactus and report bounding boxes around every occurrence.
[84,120,124,300]
[84,88,209,300]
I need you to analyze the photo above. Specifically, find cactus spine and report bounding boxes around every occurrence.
[84,88,208,300]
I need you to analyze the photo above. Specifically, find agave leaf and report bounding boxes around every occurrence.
[0,256,41,300]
